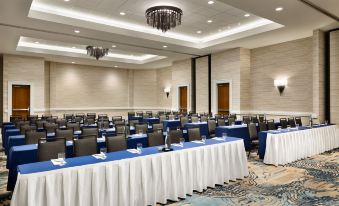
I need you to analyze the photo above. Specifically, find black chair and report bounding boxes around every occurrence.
[37,138,66,162]
[56,119,67,128]
[135,124,147,134]
[87,113,96,120]
[152,123,163,132]
[28,115,38,125]
[16,121,30,129]
[136,111,143,117]
[280,118,288,129]
[112,116,123,122]
[180,116,189,128]
[25,131,46,145]
[288,117,296,127]
[64,114,73,122]
[116,125,128,136]
[217,118,225,126]
[215,114,222,120]
[35,120,47,130]
[67,122,80,132]
[243,116,251,124]
[188,128,201,141]
[148,131,164,147]
[106,136,127,152]
[191,116,199,123]
[258,115,265,123]
[259,122,268,132]
[73,137,97,157]
[55,129,74,141]
[267,120,276,130]
[295,117,302,126]
[200,115,208,122]
[146,111,153,118]
[82,128,98,138]
[114,120,125,126]
[248,123,259,157]
[20,125,36,135]
[228,117,235,126]
[129,120,139,127]
[168,129,183,144]
[208,120,216,137]
[251,116,259,124]
[98,120,110,129]
[43,122,57,134]
[74,116,83,123]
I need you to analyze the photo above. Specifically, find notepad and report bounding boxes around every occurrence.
[171,143,183,147]
[212,137,224,141]
[127,149,139,154]
[51,159,66,166]
[92,153,107,160]
[191,140,204,144]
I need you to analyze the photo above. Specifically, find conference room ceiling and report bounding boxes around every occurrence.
[0,0,337,69]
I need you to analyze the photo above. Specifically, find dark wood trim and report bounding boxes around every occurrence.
[208,54,212,114]
[191,58,196,113]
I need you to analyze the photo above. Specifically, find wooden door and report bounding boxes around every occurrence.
[179,86,187,113]
[217,83,229,115]
[12,85,30,120]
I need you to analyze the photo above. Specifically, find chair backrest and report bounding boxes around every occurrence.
[251,116,259,123]
[168,114,175,120]
[191,116,199,123]
[15,120,30,129]
[115,125,128,136]
[180,116,188,127]
[208,120,216,134]
[228,117,235,125]
[35,120,47,129]
[152,123,163,132]
[146,111,152,117]
[114,120,125,125]
[85,118,96,125]
[148,131,164,147]
[67,122,80,131]
[135,124,148,134]
[229,114,237,119]
[200,116,208,122]
[248,123,258,140]
[280,118,288,129]
[47,116,57,123]
[129,120,139,127]
[74,116,83,123]
[258,115,265,123]
[25,131,46,145]
[106,135,127,152]
[243,116,251,124]
[55,129,74,141]
[82,128,98,138]
[168,129,182,144]
[136,111,143,117]
[56,119,67,127]
[73,137,97,157]
[259,122,268,132]
[10,115,23,123]
[44,122,57,133]
[159,115,167,123]
[98,120,110,129]
[75,113,85,118]
[64,114,73,122]
[217,118,225,126]
[215,114,222,120]
[295,117,302,126]
[38,138,66,162]
[20,125,36,135]
[87,113,96,119]
[112,116,122,121]
[288,117,296,127]
[188,128,201,141]
[28,115,38,124]
[267,120,276,130]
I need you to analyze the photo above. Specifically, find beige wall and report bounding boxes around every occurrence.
[196,56,209,113]
[330,30,339,124]
[156,67,172,109]
[250,37,313,115]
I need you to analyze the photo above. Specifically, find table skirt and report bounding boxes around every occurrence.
[11,140,248,206]
[264,125,339,165]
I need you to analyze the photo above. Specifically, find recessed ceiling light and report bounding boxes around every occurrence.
[64,0,70,2]
[72,46,76,48]
[197,30,202,34]
[244,13,250,17]
[120,12,126,16]
[34,41,39,44]
[112,45,116,48]
[163,45,168,48]
[114,65,118,68]
[208,1,215,5]
[275,7,283,11]
[71,62,75,64]
[207,20,213,23]
[74,29,80,33]
[238,22,241,26]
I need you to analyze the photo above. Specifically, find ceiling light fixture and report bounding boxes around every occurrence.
[207,20,213,23]
[34,41,39,44]
[86,46,109,60]
[114,65,118,68]
[120,12,126,16]
[208,1,215,5]
[244,14,250,17]
[275,7,283,11]
[112,45,116,48]
[64,0,70,2]
[145,6,183,32]
[197,30,202,34]
[71,62,75,64]
[163,45,168,48]
[74,29,80,33]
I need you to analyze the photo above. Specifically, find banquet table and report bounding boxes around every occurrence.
[11,137,248,206]
[262,125,339,165]
[2,125,16,147]
[6,139,107,191]
[129,115,143,122]
[163,120,181,130]
[215,125,251,150]
[184,122,209,140]
[143,117,160,125]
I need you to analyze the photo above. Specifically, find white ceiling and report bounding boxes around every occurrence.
[0,0,337,69]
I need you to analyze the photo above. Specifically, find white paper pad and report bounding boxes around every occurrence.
[92,153,107,160]
[191,140,204,144]
[171,143,183,147]
[212,137,224,141]
[127,149,139,154]
[51,159,66,166]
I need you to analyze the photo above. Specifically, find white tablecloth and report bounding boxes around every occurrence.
[11,139,248,206]
[264,125,339,166]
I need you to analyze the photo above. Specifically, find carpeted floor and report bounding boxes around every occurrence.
[0,148,337,206]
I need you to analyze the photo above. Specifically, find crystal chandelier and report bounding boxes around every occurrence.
[86,46,109,60]
[145,6,183,32]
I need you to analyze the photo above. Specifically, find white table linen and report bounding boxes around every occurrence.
[264,125,339,166]
[11,139,248,206]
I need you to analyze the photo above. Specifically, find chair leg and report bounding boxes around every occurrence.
[248,148,251,158]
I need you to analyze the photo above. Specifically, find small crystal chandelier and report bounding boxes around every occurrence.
[86,46,109,60]
[145,6,183,32]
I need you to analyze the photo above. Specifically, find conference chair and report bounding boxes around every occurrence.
[251,116,259,124]
[228,117,235,126]
[98,114,109,121]
[115,125,128,137]
[136,111,143,117]
[98,120,110,129]
[152,123,163,132]
[10,115,23,123]
[168,114,175,120]
[67,122,80,132]
[215,114,222,120]
[217,118,226,126]
[82,128,98,138]
[85,118,96,125]
[180,116,189,128]
[37,138,66,162]
[280,118,288,129]
[188,128,201,141]
[41,115,52,121]
[75,113,85,118]
[47,116,58,123]
[106,136,127,152]
[64,114,73,122]
[112,116,123,122]
[208,120,216,137]
[20,125,36,135]
[129,120,139,127]
[25,131,46,145]
[191,116,199,123]
[259,122,268,132]
[135,124,148,134]
[43,122,57,134]
[35,120,47,130]
[114,120,125,125]
[28,115,38,125]
[248,123,259,157]
[288,117,296,127]
[145,111,153,118]
[258,115,265,123]
[74,116,83,123]
[15,120,29,129]
[267,120,276,130]
[243,116,251,124]
[55,129,74,141]
[56,119,67,128]
[295,117,302,126]
[148,131,165,147]
[159,115,167,123]
[73,137,97,157]
[200,115,208,122]
[169,129,183,144]
[87,113,96,120]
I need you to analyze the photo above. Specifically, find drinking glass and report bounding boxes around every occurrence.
[296,124,299,130]
[287,125,291,131]
[325,120,328,125]
[138,130,143,135]
[137,143,143,154]
[278,126,282,131]
[58,152,65,160]
[231,122,235,126]
[222,132,228,141]
[180,138,185,147]
[201,135,206,144]
[100,147,107,155]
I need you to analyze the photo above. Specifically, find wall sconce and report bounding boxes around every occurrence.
[274,79,287,96]
[164,87,171,98]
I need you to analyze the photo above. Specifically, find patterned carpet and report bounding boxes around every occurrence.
[0,148,337,206]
